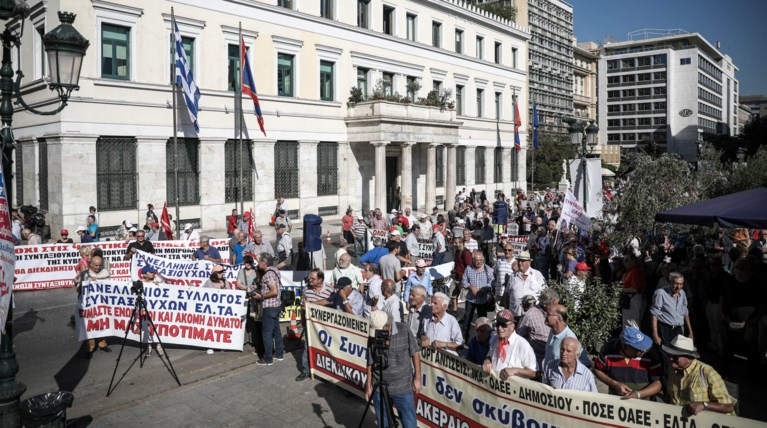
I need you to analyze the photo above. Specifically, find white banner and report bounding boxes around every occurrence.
[75,280,247,350]
[0,162,14,326]
[562,190,592,232]
[569,158,603,218]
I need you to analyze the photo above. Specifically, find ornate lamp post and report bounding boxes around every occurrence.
[565,118,599,213]
[0,7,89,426]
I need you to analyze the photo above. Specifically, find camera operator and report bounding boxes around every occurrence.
[364,311,421,428]
[138,266,164,357]
[296,269,334,382]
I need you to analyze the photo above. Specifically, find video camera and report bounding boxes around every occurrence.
[370,329,390,369]
[245,289,258,299]
[130,280,144,296]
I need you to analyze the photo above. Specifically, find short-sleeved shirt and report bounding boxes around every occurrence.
[232,242,248,265]
[542,359,598,392]
[193,246,222,261]
[462,264,494,304]
[593,340,662,395]
[260,268,282,308]
[359,247,388,265]
[650,287,688,326]
[422,313,464,356]
[329,289,365,316]
[404,272,432,297]
[304,284,334,303]
[486,332,537,374]
[544,326,578,367]
[126,240,155,256]
[516,305,550,363]
[667,359,734,415]
[508,268,546,317]
[379,253,401,281]
[367,322,418,395]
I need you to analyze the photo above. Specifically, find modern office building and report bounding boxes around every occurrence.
[597,30,739,161]
[11,0,530,236]
[740,95,767,119]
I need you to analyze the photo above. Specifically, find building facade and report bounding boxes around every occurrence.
[11,0,530,236]
[740,95,767,120]
[598,31,739,161]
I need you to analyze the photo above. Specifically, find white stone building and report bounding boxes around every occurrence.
[10,0,530,237]
[597,30,739,161]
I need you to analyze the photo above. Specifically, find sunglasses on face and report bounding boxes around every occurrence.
[494,322,511,328]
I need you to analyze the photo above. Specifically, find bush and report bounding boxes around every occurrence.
[347,86,363,106]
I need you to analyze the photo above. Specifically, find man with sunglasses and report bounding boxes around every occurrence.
[123,229,155,260]
[593,325,662,400]
[482,310,537,380]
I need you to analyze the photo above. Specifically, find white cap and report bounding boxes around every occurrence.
[357,215,364,220]
[128,227,138,232]
[184,223,193,230]
[76,226,87,232]
[125,220,134,228]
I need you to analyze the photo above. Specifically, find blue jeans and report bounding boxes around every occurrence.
[261,305,284,362]
[355,237,366,258]
[462,300,489,338]
[373,390,416,428]
[432,251,446,266]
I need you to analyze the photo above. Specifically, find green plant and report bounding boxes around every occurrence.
[416,88,454,112]
[469,0,517,22]
[347,86,364,106]
[406,79,422,101]
[384,92,402,102]
[371,78,387,100]
[547,278,622,354]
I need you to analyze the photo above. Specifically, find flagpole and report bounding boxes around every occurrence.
[171,8,181,234]
[237,23,245,216]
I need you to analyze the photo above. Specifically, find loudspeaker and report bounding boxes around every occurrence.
[303,214,323,252]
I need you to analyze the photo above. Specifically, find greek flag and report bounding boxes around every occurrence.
[173,17,200,132]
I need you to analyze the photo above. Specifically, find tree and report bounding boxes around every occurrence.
[526,131,575,188]
[469,0,517,22]
[698,144,767,199]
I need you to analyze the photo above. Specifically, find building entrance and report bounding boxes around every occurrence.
[385,156,399,211]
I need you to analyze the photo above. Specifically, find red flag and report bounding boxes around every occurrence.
[248,208,255,241]
[161,202,174,240]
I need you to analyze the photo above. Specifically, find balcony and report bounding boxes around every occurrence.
[346,100,456,122]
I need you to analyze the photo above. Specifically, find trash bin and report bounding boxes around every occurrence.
[19,391,74,428]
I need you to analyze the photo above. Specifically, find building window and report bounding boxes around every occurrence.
[475,147,485,184]
[622,74,635,83]
[101,23,130,80]
[277,53,294,97]
[277,0,293,9]
[436,146,444,187]
[35,26,45,79]
[456,146,466,185]
[637,103,650,111]
[607,60,618,70]
[494,42,501,64]
[317,142,338,196]
[406,75,417,101]
[476,89,484,117]
[653,54,666,65]
[432,80,442,94]
[383,5,395,35]
[358,0,370,28]
[383,72,395,96]
[406,13,416,41]
[653,102,666,111]
[621,58,634,68]
[166,138,200,206]
[275,141,299,198]
[638,117,651,126]
[654,87,666,96]
[638,87,651,97]
[97,137,137,211]
[607,133,620,143]
[680,57,691,65]
[320,60,334,101]
[476,36,484,59]
[320,0,333,19]
[38,139,48,211]
[357,67,369,96]
[654,117,667,125]
[654,71,666,80]
[607,76,620,84]
[637,56,651,67]
[494,147,503,183]
[227,44,240,91]
[225,139,254,203]
[494,92,501,119]
[511,47,518,68]
[170,36,193,84]
[432,21,441,48]
[456,85,464,115]
[455,29,463,53]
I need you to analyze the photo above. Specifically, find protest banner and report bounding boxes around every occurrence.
[306,303,762,428]
[0,164,14,326]
[75,280,247,351]
[562,190,592,232]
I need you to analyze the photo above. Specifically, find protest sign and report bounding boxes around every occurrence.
[306,302,762,427]
[562,190,592,231]
[75,280,247,351]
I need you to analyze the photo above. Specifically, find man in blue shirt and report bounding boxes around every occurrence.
[404,259,432,298]
[359,237,388,266]
[193,235,223,263]
[231,231,249,265]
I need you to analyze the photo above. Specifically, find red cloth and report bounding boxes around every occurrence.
[160,202,173,240]
[622,265,645,292]
[342,214,353,232]
[498,339,509,360]
[227,215,237,234]
[248,208,255,241]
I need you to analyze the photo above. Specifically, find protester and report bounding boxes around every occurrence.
[420,292,464,356]
[482,309,537,380]
[192,235,223,263]
[352,214,368,257]
[77,255,112,357]
[404,259,432,299]
[359,237,388,266]
[432,224,448,266]
[451,237,473,313]
[330,277,364,317]
[202,265,227,289]
[543,304,590,368]
[542,337,597,392]
[593,325,662,400]
[231,231,250,265]
[332,253,365,292]
[622,252,646,327]
[275,223,293,268]
[296,269,334,381]
[517,288,559,367]
[253,253,285,366]
[650,272,693,347]
[363,265,384,316]
[180,223,200,241]
[466,317,494,365]
[380,279,404,323]
[506,251,546,318]
[461,251,495,339]
[406,285,432,341]
[21,228,42,245]
[378,240,402,282]
[123,229,155,260]
[56,230,74,244]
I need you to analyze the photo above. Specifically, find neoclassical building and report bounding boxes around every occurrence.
[11,0,529,235]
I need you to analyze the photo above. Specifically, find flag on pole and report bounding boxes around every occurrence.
[514,96,522,151]
[160,202,174,240]
[0,162,15,326]
[247,208,255,242]
[533,100,540,149]
[241,37,266,137]
[173,15,201,132]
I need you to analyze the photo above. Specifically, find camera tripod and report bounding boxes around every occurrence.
[358,351,397,428]
[106,286,181,396]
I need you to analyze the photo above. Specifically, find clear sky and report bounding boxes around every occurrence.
[569,0,767,95]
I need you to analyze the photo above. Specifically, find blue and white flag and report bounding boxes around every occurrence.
[173,16,201,132]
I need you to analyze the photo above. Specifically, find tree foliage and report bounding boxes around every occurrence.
[526,131,575,188]
[698,144,767,198]
[469,0,517,22]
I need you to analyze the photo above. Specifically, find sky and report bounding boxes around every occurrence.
[569,0,767,95]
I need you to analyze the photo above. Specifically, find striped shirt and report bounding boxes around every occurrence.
[593,340,662,395]
[304,284,333,303]
[465,238,479,252]
[542,359,598,393]
[260,267,282,308]
[493,258,514,298]
[352,222,368,239]
[516,305,550,364]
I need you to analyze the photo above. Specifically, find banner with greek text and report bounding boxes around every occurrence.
[75,280,247,351]
[561,190,592,232]
[307,303,762,427]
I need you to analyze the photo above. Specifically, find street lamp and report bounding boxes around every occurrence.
[566,118,599,213]
[0,8,89,426]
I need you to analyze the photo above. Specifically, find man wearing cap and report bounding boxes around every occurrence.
[482,310,537,380]
[566,262,592,310]
[650,271,693,347]
[237,211,251,234]
[407,285,431,341]
[432,223,447,266]
[542,337,597,392]
[417,214,432,241]
[507,251,546,318]
[352,214,368,256]
[365,311,421,428]
[57,230,74,244]
[192,235,223,263]
[124,229,156,261]
[388,228,411,267]
[467,317,494,365]
[330,277,364,317]
[593,325,662,400]
[517,289,559,367]
[180,223,200,241]
[275,209,292,233]
[404,259,432,299]
[664,335,735,415]
[421,292,464,356]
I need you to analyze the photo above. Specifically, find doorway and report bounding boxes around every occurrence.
[385,156,399,211]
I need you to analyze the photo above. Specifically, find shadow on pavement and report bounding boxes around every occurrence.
[14,308,45,336]
[54,350,90,392]
[314,379,371,427]
[66,414,93,427]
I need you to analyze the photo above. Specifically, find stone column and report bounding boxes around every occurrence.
[502,147,512,185]
[136,137,168,213]
[15,137,37,207]
[445,143,457,208]
[425,144,437,211]
[299,140,320,214]
[516,147,527,189]
[401,142,414,209]
[373,141,389,210]
[200,138,227,231]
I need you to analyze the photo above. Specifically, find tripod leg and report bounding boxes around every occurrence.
[139,297,182,386]
[107,303,141,397]
[379,383,399,428]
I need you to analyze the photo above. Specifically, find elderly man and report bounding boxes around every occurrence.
[364,265,384,316]
[544,304,591,368]
[380,279,404,322]
[22,228,42,245]
[482,309,537,380]
[417,214,432,241]
[192,235,223,263]
[359,237,388,266]
[352,214,368,256]
[421,292,464,356]
[378,241,402,282]
[461,251,495,339]
[330,277,365,317]
[231,231,250,265]
[247,229,274,260]
[463,229,479,253]
[123,229,155,261]
[251,253,284,366]
[507,251,546,318]
[404,207,417,229]
[664,335,735,415]
[275,223,293,268]
[466,317,494,365]
[517,288,559,367]
[651,271,693,347]
[407,285,432,340]
[365,311,422,428]
[451,237,474,313]
[78,255,112,357]
[180,223,200,241]
[594,325,662,400]
[542,337,597,392]
[332,253,365,292]
[296,269,334,381]
[370,208,389,230]
[404,259,432,299]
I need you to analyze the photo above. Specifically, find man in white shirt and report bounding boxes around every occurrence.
[180,223,201,241]
[363,265,384,317]
[404,208,418,230]
[420,292,464,356]
[332,253,365,291]
[417,215,432,241]
[380,279,404,323]
[507,251,546,318]
[482,309,537,380]
[463,229,479,253]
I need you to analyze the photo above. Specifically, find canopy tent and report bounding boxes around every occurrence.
[654,187,767,229]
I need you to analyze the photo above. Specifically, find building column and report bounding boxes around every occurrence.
[15,137,37,207]
[502,147,512,185]
[516,146,527,189]
[425,144,437,211]
[373,141,389,210]
[445,143,457,209]
[136,137,168,214]
[401,142,414,210]
[199,138,227,231]
[299,140,320,214]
